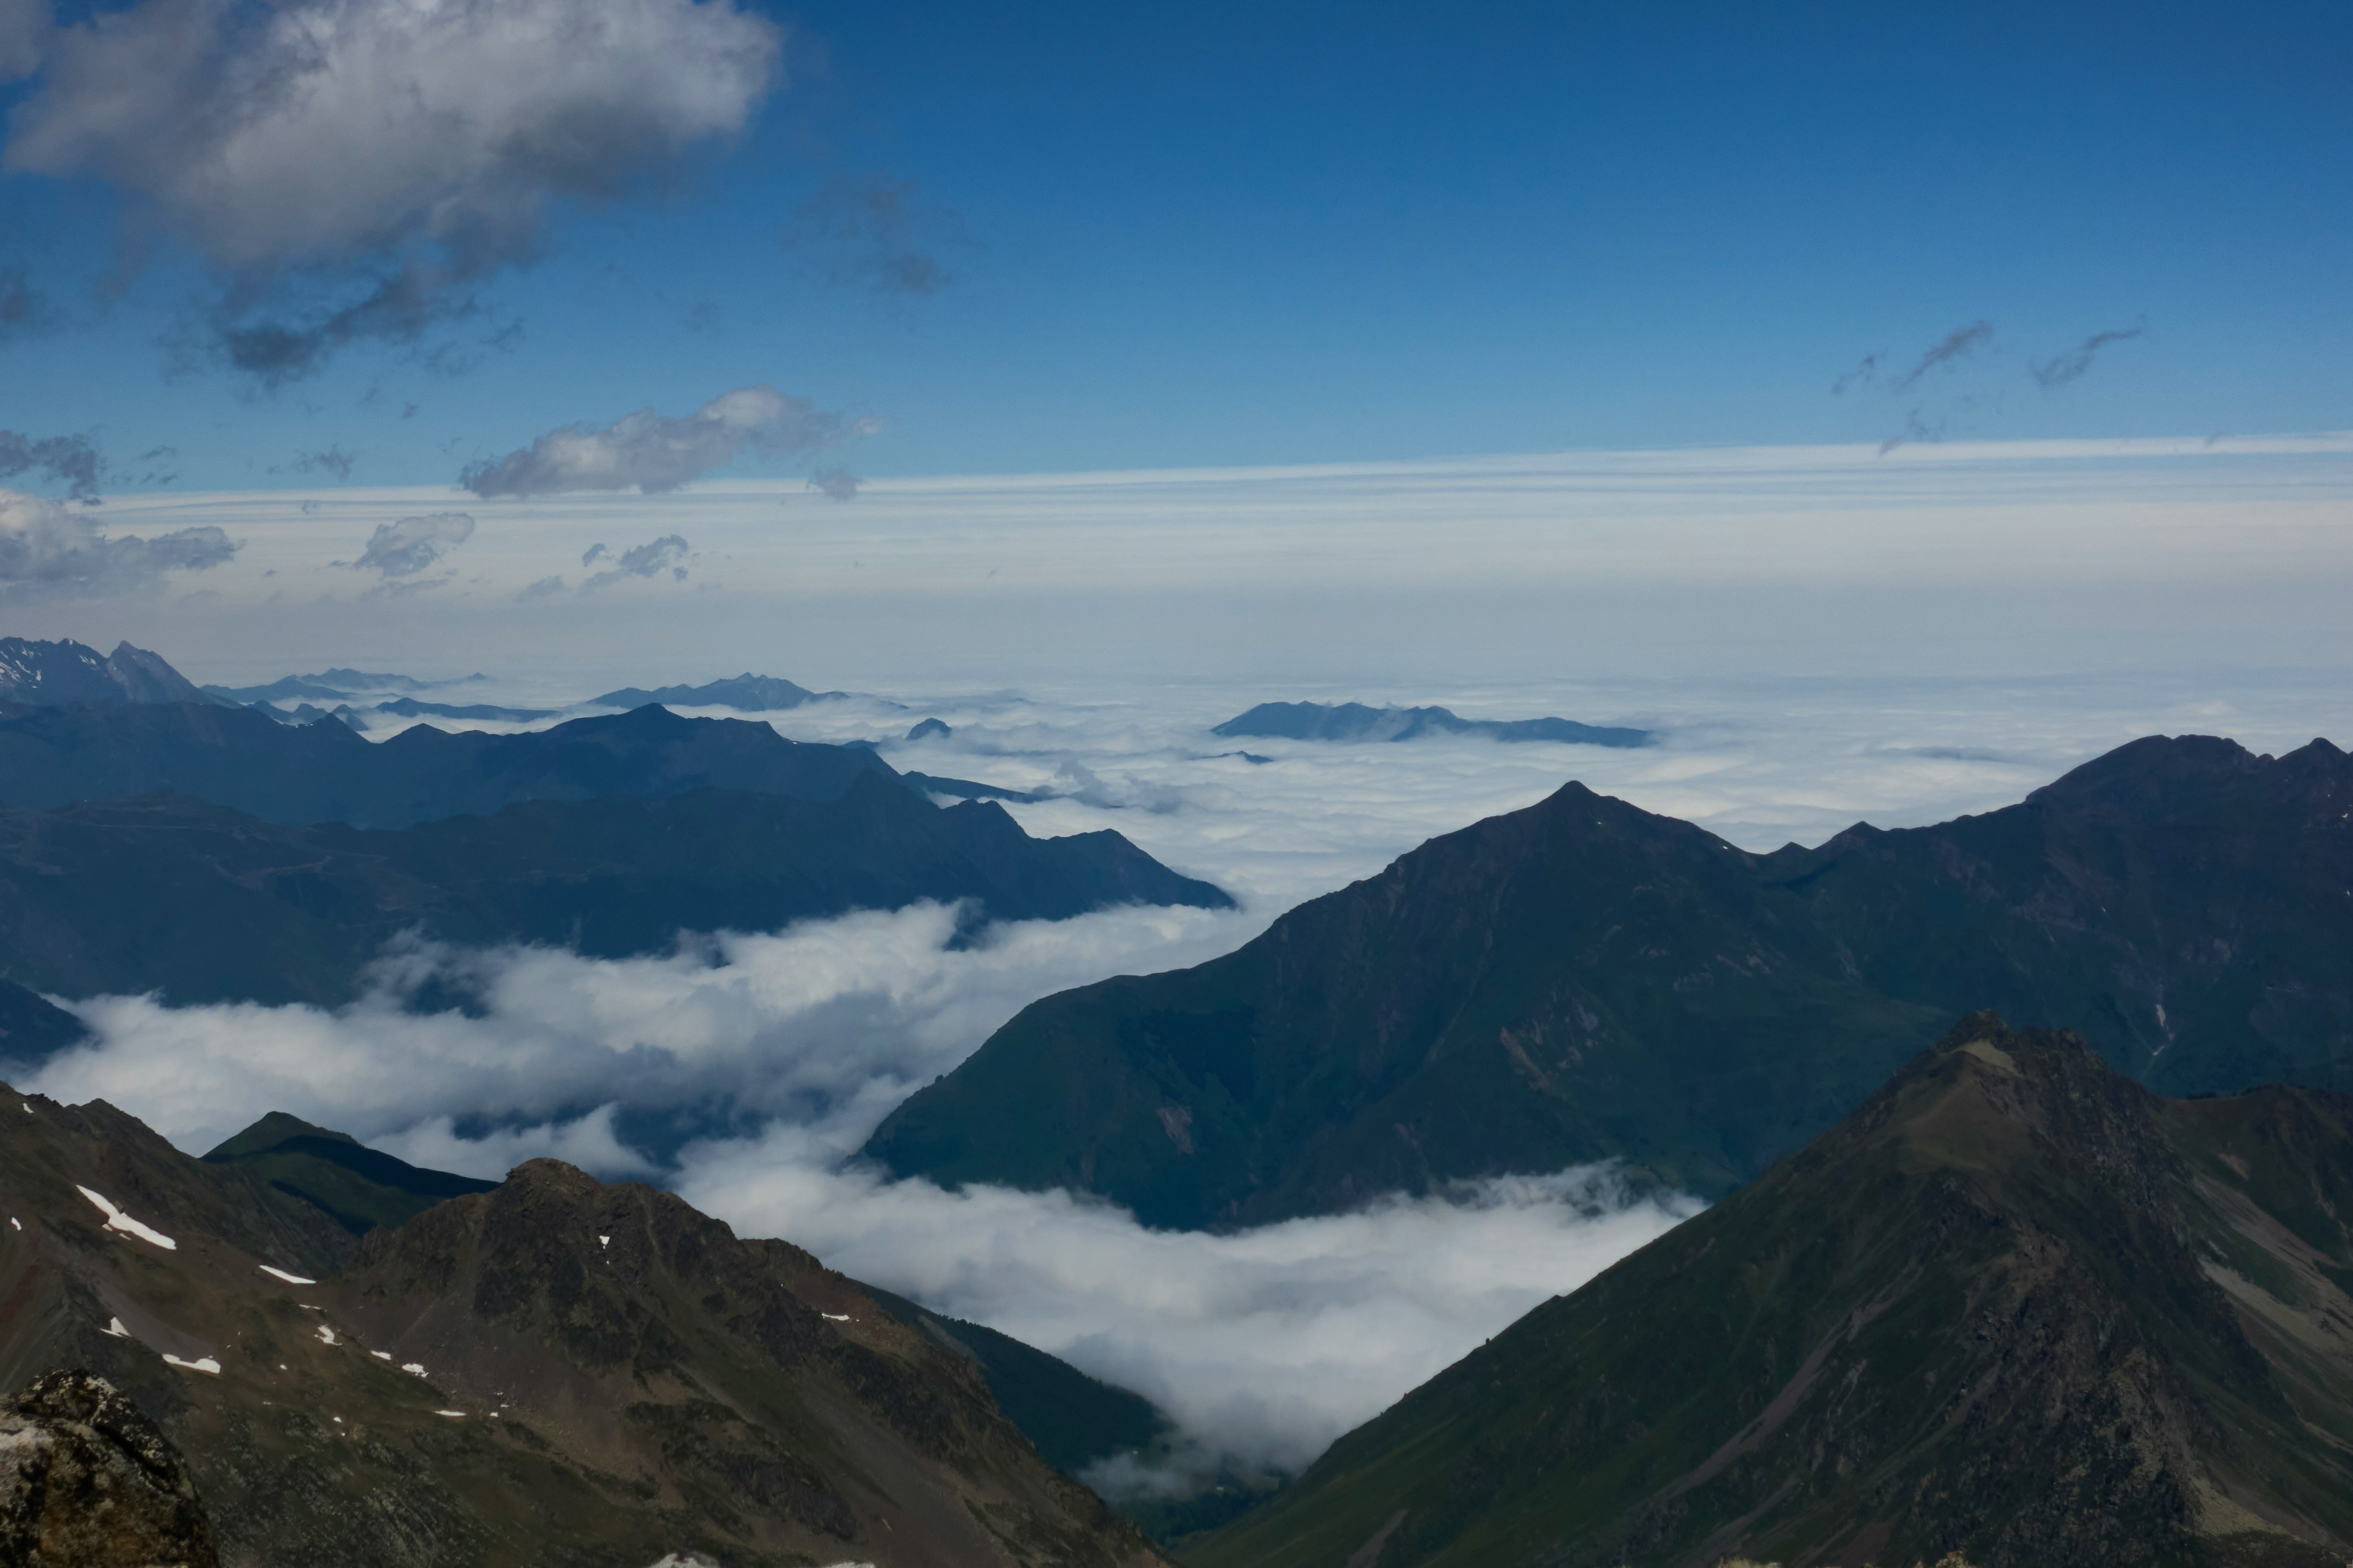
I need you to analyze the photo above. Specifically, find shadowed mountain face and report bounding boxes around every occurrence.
[202,1115,500,1236]
[0,637,225,708]
[0,700,898,828]
[866,735,2353,1228]
[0,1087,1168,1568]
[1212,701,1648,747]
[0,774,1231,1010]
[1186,1020,2353,1568]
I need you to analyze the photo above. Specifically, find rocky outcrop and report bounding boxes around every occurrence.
[0,1369,219,1567]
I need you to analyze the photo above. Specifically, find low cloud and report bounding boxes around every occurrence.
[2032,326,2143,389]
[783,172,972,297]
[11,894,1685,1477]
[515,574,567,602]
[2,0,781,382]
[0,486,236,598]
[582,533,691,590]
[462,384,876,497]
[353,511,476,577]
[0,265,43,339]
[0,428,100,504]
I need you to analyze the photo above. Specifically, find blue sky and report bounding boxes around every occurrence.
[1,0,2348,497]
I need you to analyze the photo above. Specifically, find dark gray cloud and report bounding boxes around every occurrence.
[2032,326,2143,389]
[0,486,236,598]
[278,445,357,483]
[0,265,44,338]
[0,428,102,504]
[581,533,690,591]
[353,511,475,577]
[808,466,861,502]
[0,0,46,80]
[2,0,781,383]
[783,173,972,296]
[462,384,876,498]
[515,574,567,602]
[1892,321,1993,391]
[1830,352,1879,396]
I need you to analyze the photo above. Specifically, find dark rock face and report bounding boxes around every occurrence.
[1191,1021,2353,1568]
[0,1370,220,1567]
[868,734,2353,1228]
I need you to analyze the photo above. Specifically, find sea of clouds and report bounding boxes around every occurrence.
[17,666,2352,1485]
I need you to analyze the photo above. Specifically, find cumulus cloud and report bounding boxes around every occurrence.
[277,445,356,482]
[11,893,1687,1477]
[2032,325,2143,389]
[782,172,971,296]
[0,486,236,598]
[353,511,475,577]
[0,428,101,504]
[462,384,876,497]
[582,533,690,590]
[808,465,861,501]
[2,0,781,381]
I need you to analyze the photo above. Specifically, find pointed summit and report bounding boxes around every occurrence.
[1193,1017,2353,1568]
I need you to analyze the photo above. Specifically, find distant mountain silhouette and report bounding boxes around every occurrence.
[0,775,1231,1009]
[0,700,899,827]
[868,735,2353,1228]
[588,673,890,711]
[1192,1020,2353,1568]
[1213,701,1648,747]
[0,636,227,707]
[0,1084,1168,1567]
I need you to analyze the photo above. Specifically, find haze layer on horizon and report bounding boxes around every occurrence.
[17,432,2351,695]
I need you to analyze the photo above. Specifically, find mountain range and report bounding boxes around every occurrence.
[0,772,1229,1010]
[1188,1018,2353,1568]
[0,699,899,828]
[1213,702,1649,747]
[0,1085,1167,1567]
[588,674,869,711]
[867,734,2353,1228]
[0,637,226,708]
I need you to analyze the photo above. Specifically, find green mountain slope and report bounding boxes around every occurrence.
[1187,1019,2353,1568]
[0,1084,1167,1567]
[865,735,2353,1227]
[202,1114,499,1234]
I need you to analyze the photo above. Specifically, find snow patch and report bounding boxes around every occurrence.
[102,1317,130,1338]
[434,1409,465,1418]
[164,1354,221,1375]
[821,1312,850,1322]
[315,1325,338,1345]
[372,1350,390,1360]
[402,1362,427,1377]
[258,1265,316,1285]
[8,1217,18,1230]
[599,1234,611,1247]
[75,1186,178,1249]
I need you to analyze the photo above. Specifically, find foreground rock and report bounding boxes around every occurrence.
[0,1369,220,1567]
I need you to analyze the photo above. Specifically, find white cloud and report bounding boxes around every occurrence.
[353,511,474,576]
[464,384,876,497]
[0,485,236,599]
[3,0,781,378]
